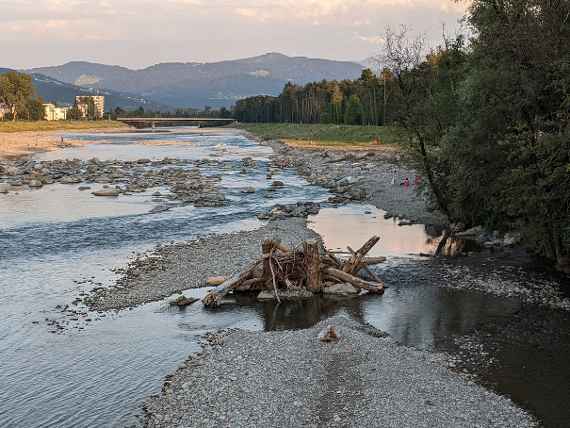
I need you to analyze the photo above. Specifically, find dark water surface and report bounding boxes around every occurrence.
[1,128,568,427]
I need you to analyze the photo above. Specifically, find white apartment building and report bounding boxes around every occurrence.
[44,103,70,121]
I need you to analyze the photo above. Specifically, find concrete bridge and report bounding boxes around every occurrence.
[117,117,237,129]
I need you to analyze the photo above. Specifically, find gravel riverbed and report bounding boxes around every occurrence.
[265,140,446,225]
[143,316,536,428]
[87,218,320,311]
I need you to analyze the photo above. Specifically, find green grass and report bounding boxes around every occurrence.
[236,123,408,147]
[0,120,127,133]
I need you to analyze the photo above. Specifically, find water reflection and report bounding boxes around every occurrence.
[309,204,441,257]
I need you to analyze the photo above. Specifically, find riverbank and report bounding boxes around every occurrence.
[265,139,445,225]
[0,121,128,159]
[236,123,408,147]
[144,316,536,428]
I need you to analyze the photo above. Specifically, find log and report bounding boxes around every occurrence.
[304,240,321,292]
[202,260,262,308]
[342,236,380,274]
[323,267,384,294]
[361,256,387,266]
[262,240,276,289]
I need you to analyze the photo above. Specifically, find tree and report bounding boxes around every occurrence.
[26,97,45,121]
[0,71,35,121]
[344,95,364,125]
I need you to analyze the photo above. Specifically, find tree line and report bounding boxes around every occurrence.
[234,0,570,270]
[233,69,389,126]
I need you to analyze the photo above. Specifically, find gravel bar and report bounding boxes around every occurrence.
[144,316,536,428]
[87,218,320,311]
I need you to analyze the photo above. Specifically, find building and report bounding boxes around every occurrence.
[75,95,105,119]
[43,103,70,121]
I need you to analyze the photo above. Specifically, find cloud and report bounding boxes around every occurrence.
[0,0,466,68]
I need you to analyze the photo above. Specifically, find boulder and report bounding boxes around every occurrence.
[241,187,256,194]
[271,180,285,188]
[323,283,360,296]
[206,276,227,286]
[28,179,43,188]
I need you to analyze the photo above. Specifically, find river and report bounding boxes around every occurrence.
[0,128,568,427]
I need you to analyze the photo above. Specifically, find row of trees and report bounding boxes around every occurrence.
[0,72,45,121]
[111,106,233,120]
[233,70,390,126]
[234,0,570,269]
[381,1,569,269]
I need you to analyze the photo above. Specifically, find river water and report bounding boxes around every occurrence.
[0,128,568,427]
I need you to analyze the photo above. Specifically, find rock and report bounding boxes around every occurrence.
[257,202,321,220]
[0,183,10,194]
[323,283,360,296]
[271,180,285,188]
[503,232,521,247]
[60,176,81,184]
[241,187,256,194]
[28,179,43,188]
[318,325,340,343]
[169,295,199,307]
[206,276,226,286]
[92,189,121,197]
[257,289,314,301]
[78,186,91,191]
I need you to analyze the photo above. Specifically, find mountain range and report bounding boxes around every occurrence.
[27,53,364,109]
[0,68,165,111]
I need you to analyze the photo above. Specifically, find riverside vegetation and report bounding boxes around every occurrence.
[234,0,570,273]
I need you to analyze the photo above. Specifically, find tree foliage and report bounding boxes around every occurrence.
[0,71,38,121]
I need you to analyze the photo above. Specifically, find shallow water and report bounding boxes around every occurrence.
[0,128,568,427]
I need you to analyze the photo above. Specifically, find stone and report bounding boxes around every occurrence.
[206,276,226,286]
[257,289,314,301]
[92,189,121,197]
[0,183,10,194]
[78,186,91,191]
[318,325,340,343]
[323,283,360,296]
[169,295,198,307]
[241,187,256,194]
[271,180,285,188]
[28,179,43,188]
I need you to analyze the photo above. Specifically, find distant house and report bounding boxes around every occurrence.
[44,103,70,121]
[75,95,105,119]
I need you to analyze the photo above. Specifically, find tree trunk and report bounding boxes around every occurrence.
[303,240,321,291]
[323,268,384,294]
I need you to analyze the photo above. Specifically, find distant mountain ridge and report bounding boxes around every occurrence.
[0,68,165,111]
[28,53,364,108]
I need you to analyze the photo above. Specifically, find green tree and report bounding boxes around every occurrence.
[0,71,35,121]
[344,95,364,125]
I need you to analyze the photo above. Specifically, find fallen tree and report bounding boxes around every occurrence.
[203,236,385,308]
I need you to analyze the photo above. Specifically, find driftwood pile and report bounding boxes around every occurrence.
[203,236,385,308]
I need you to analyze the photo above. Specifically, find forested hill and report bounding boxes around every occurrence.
[28,53,364,108]
[234,0,570,272]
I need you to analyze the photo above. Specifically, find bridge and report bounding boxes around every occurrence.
[117,117,237,129]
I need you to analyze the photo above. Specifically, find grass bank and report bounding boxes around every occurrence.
[236,123,408,148]
[0,120,127,133]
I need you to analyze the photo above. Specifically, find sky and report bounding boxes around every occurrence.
[0,0,467,69]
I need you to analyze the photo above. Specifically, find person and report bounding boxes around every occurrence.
[402,177,410,187]
[391,167,397,185]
